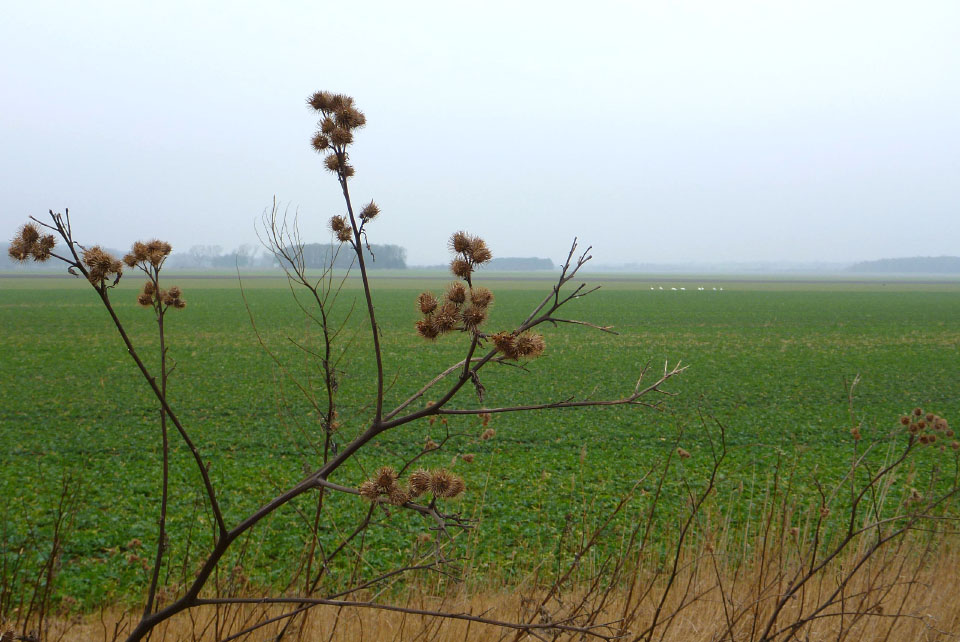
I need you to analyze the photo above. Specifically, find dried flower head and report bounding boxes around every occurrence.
[461,453,475,463]
[900,416,910,426]
[480,427,496,440]
[926,413,935,423]
[360,200,380,221]
[137,292,154,307]
[952,441,959,451]
[324,153,341,173]
[408,469,431,497]
[308,91,335,112]
[850,427,861,441]
[677,447,691,459]
[19,223,40,245]
[330,215,348,233]
[387,487,410,506]
[424,438,439,451]
[416,319,439,340]
[467,237,492,264]
[311,132,330,152]
[336,227,352,243]
[330,127,353,146]
[358,480,380,501]
[335,105,366,130]
[491,332,518,359]
[375,466,398,492]
[82,246,123,284]
[914,407,923,417]
[432,303,459,334]
[514,332,545,358]
[451,258,472,279]
[31,234,56,262]
[460,305,487,331]
[449,231,472,254]
[446,282,467,305]
[321,117,337,134]
[429,469,465,498]
[470,287,493,308]
[417,291,438,315]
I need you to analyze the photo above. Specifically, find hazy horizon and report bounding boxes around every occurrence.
[2,1,958,267]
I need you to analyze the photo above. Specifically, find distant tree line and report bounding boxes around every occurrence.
[294,243,407,269]
[848,256,960,274]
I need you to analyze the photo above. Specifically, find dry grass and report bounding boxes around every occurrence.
[32,541,960,642]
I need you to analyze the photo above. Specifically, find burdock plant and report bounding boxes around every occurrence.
[9,91,685,641]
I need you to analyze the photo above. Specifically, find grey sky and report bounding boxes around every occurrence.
[2,0,958,266]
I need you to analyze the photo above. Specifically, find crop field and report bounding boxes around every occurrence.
[2,271,959,608]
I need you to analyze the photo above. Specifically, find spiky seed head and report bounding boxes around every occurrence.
[514,332,545,358]
[342,164,355,178]
[360,200,380,221]
[335,106,366,130]
[416,318,439,340]
[123,252,138,268]
[336,227,352,243]
[320,117,337,134]
[850,427,861,441]
[909,423,920,434]
[145,240,172,267]
[137,293,154,307]
[31,234,55,262]
[917,420,926,429]
[375,466,398,492]
[132,241,149,262]
[307,91,334,112]
[952,441,959,451]
[446,281,467,304]
[914,407,923,416]
[330,215,347,233]
[387,487,410,506]
[480,428,496,440]
[677,447,692,459]
[479,412,491,426]
[449,231,472,254]
[167,286,182,299]
[926,413,935,422]
[408,469,431,497]
[324,153,341,173]
[470,287,493,308]
[461,453,475,463]
[429,469,454,497]
[424,438,439,451]
[330,127,353,146]
[468,238,492,264]
[491,332,519,359]
[20,223,41,245]
[929,433,938,444]
[311,132,330,152]
[417,292,438,315]
[450,258,472,279]
[900,416,910,426]
[8,239,29,262]
[432,303,459,334]
[172,298,186,309]
[358,480,380,501]
[329,94,353,111]
[461,305,487,331]
[946,429,955,438]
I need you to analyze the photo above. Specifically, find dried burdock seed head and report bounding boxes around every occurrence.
[416,318,439,340]
[819,506,830,518]
[424,438,439,451]
[946,429,955,437]
[167,286,182,299]
[445,476,466,499]
[446,281,467,305]
[360,200,380,221]
[918,420,926,429]
[387,487,410,506]
[491,331,519,359]
[677,447,691,459]
[31,235,56,261]
[321,117,337,134]
[461,453,475,463]
[514,332,545,358]
[335,106,366,130]
[468,237,492,264]
[479,412,491,426]
[375,466,397,492]
[900,416,910,426]
[909,423,921,434]
[307,91,334,112]
[311,132,330,152]
[336,227,353,243]
[172,299,187,309]
[142,280,156,295]
[342,164,355,178]
[450,258,472,279]
[929,433,937,444]
[926,412,935,422]
[850,427,862,441]
[952,441,959,451]
[429,469,455,497]
[432,303,459,334]
[460,305,487,331]
[8,239,29,262]
[358,480,380,501]
[408,469,431,497]
[324,153,341,173]
[417,291,438,315]
[449,231,472,254]
[19,223,40,245]
[137,293,154,307]
[470,286,493,308]
[918,433,929,444]
[914,407,923,417]
[330,215,348,233]
[330,127,353,146]
[480,427,496,440]
[329,93,353,111]
[82,246,122,284]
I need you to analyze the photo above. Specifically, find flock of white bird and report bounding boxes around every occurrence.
[649,286,723,291]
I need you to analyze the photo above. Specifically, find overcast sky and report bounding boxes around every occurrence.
[2,0,958,266]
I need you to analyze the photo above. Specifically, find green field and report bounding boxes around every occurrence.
[2,271,959,607]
